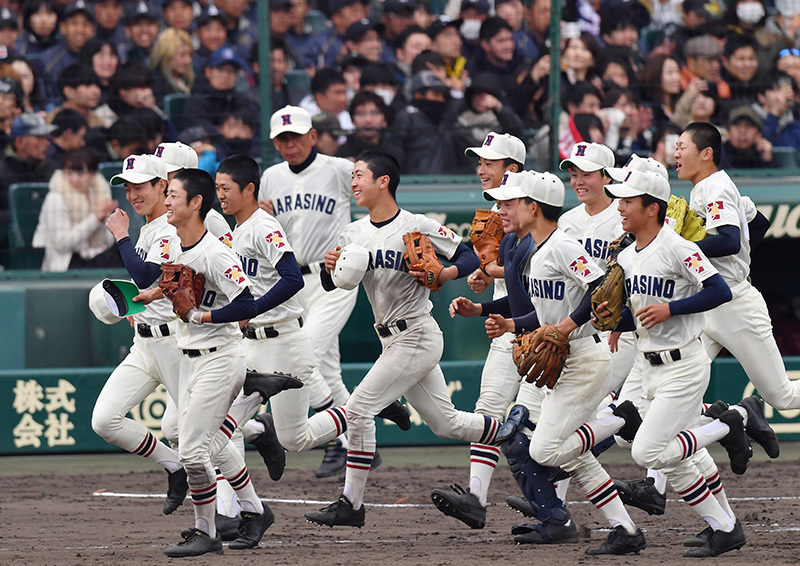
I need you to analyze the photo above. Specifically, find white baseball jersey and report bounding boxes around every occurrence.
[172,232,252,349]
[135,213,178,326]
[233,208,304,325]
[689,170,751,285]
[521,228,604,340]
[616,226,718,352]
[259,154,353,266]
[558,202,624,269]
[205,208,234,247]
[337,209,461,325]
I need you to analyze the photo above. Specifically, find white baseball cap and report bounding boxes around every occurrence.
[332,243,370,290]
[465,131,526,163]
[604,169,670,202]
[269,105,312,139]
[559,142,614,172]
[482,170,531,201]
[110,154,168,186]
[605,153,668,181]
[88,279,146,325]
[485,171,565,207]
[155,142,198,173]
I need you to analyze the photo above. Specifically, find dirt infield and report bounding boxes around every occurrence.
[2,448,798,565]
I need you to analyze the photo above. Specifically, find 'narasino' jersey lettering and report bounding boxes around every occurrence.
[530,278,566,300]
[237,254,259,277]
[625,275,675,298]
[581,237,613,261]
[274,193,336,216]
[367,249,409,272]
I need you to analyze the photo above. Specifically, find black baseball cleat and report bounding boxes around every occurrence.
[683,526,713,547]
[513,521,579,544]
[304,494,365,527]
[506,496,539,520]
[243,370,303,403]
[684,519,746,557]
[163,468,188,515]
[496,404,535,444]
[164,528,223,557]
[229,506,275,549]
[613,477,667,516]
[738,395,780,458]
[585,526,646,555]
[703,400,729,420]
[251,412,286,481]
[216,513,241,541]
[376,400,411,431]
[718,409,753,475]
[431,483,486,529]
[316,439,347,478]
[612,400,642,443]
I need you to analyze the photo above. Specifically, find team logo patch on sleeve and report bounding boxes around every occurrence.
[437,226,458,240]
[569,255,592,277]
[265,230,286,248]
[706,201,723,221]
[158,238,170,260]
[225,265,246,283]
[683,252,706,274]
[219,232,233,248]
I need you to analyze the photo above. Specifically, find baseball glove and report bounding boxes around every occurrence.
[666,195,707,241]
[403,231,443,290]
[159,263,205,322]
[590,259,625,331]
[666,195,688,234]
[469,209,504,271]
[512,325,570,389]
[605,232,635,262]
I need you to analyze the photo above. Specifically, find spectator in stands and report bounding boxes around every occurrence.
[258,39,295,110]
[640,53,682,129]
[673,78,719,128]
[162,0,195,32]
[8,56,47,114]
[269,0,298,65]
[427,17,467,93]
[380,0,417,64]
[151,28,195,108]
[651,121,682,170]
[183,47,257,135]
[495,0,537,61]
[360,62,402,115]
[0,113,58,221]
[602,86,650,159]
[455,72,525,144]
[523,0,550,61]
[722,34,760,109]
[681,34,731,101]
[337,90,392,159]
[760,0,800,72]
[344,19,384,63]
[32,148,119,271]
[47,108,88,165]
[467,17,531,101]
[130,107,166,154]
[394,25,431,82]
[216,0,259,56]
[286,0,324,70]
[319,0,363,68]
[664,0,722,63]
[299,67,354,131]
[78,38,119,106]
[386,70,472,174]
[96,60,159,125]
[46,63,106,129]
[340,52,369,99]
[0,7,19,53]
[599,4,641,56]
[214,108,259,160]
[0,76,22,149]
[777,48,800,87]
[757,72,800,151]
[458,0,491,58]
[38,0,96,104]
[15,0,60,60]
[562,32,600,88]
[651,0,683,29]
[122,2,160,65]
[193,5,229,78]
[723,105,775,168]
[312,113,343,156]
[597,52,637,90]
[85,116,147,161]
[92,0,127,55]
[414,0,433,29]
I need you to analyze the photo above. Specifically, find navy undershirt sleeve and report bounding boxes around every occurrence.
[253,253,304,316]
[210,288,258,323]
[479,296,512,318]
[449,242,480,278]
[569,279,602,327]
[616,308,636,332]
[117,236,161,288]
[669,273,731,316]
[748,211,770,250]
[695,225,740,257]
[511,310,541,334]
[320,268,336,291]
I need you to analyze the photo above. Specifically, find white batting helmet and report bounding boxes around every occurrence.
[88,279,145,325]
[332,243,370,290]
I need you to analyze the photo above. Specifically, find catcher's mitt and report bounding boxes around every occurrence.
[402,231,443,290]
[159,263,205,322]
[666,195,706,241]
[591,259,625,331]
[469,209,504,271]
[512,325,570,389]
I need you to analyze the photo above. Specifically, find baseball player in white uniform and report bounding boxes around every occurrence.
[259,105,359,477]
[480,171,646,554]
[303,150,503,528]
[430,132,526,529]
[675,122,800,412]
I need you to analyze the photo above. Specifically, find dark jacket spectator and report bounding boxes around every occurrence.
[723,106,776,168]
[47,108,88,166]
[15,0,61,60]
[337,90,394,159]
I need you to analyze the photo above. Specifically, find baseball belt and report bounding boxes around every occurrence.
[181,347,218,358]
[375,319,408,338]
[643,348,682,366]
[243,317,304,340]
[299,262,325,275]
[136,323,171,338]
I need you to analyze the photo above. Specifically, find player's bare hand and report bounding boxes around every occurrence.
[467,269,491,294]
[126,315,135,328]
[133,287,164,305]
[258,199,274,215]
[239,319,250,330]
[608,331,621,353]
[437,265,458,284]
[594,300,614,324]
[324,246,341,272]
[449,296,481,318]
[485,314,512,339]
[635,302,671,329]
[106,208,130,239]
